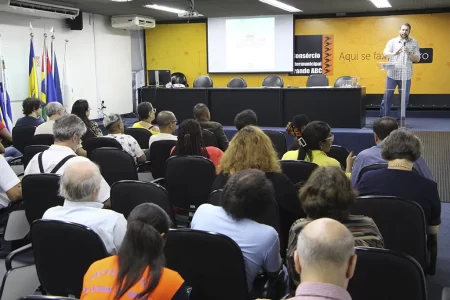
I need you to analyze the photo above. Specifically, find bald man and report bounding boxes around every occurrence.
[148,111,178,150]
[42,160,127,254]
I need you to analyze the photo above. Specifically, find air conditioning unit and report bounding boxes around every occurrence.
[0,0,79,19]
[111,15,156,30]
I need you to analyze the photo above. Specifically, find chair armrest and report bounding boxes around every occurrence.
[427,234,438,275]
[5,243,32,270]
[8,156,23,166]
[137,161,152,173]
[152,178,166,186]
[261,269,287,300]
[442,287,450,300]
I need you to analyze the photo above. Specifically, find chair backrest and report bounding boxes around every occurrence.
[23,145,50,169]
[262,130,287,159]
[165,156,216,212]
[31,220,109,297]
[306,74,329,87]
[208,189,223,206]
[22,174,63,225]
[90,148,138,186]
[32,134,54,146]
[262,75,284,87]
[83,137,122,158]
[164,229,249,300]
[351,196,428,269]
[357,163,388,183]
[327,145,349,170]
[12,125,36,154]
[111,180,175,222]
[124,128,152,150]
[280,160,318,185]
[348,247,427,300]
[193,76,213,88]
[334,75,354,87]
[202,129,217,147]
[149,140,177,179]
[171,72,187,85]
[227,77,247,88]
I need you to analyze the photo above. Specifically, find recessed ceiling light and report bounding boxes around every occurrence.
[259,0,302,13]
[369,0,392,8]
[144,4,186,14]
[111,0,133,2]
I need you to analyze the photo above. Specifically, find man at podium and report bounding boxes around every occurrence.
[380,23,421,119]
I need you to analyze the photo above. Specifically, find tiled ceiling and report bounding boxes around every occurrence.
[53,0,450,21]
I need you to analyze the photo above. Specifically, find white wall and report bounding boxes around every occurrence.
[0,12,132,122]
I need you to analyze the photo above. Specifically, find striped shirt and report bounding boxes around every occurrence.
[384,36,420,80]
[287,215,384,286]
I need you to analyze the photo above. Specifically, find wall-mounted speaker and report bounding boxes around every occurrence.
[66,13,83,30]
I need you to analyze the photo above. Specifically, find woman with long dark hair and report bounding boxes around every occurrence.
[81,203,189,300]
[171,119,223,169]
[71,100,103,141]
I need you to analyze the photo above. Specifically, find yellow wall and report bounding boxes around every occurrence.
[146,13,450,94]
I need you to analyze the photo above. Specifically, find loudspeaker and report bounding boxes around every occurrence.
[66,13,83,30]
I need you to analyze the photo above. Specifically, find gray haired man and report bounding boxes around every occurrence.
[43,160,126,254]
[34,102,66,135]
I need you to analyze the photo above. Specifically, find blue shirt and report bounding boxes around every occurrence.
[191,204,281,291]
[350,143,433,186]
[15,116,44,127]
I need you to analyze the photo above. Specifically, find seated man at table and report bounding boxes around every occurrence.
[234,109,258,131]
[193,103,228,151]
[148,111,178,150]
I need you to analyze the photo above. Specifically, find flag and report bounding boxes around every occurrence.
[41,48,57,121]
[62,51,73,112]
[53,54,63,104]
[0,59,13,131]
[28,39,39,98]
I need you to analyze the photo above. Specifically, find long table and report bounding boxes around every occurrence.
[138,87,366,128]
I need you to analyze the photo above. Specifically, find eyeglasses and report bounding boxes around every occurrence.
[324,134,334,143]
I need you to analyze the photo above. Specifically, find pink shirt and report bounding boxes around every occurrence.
[290,282,352,300]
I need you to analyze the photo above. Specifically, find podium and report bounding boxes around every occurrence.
[378,61,408,128]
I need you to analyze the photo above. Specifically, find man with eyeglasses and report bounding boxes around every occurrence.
[148,111,178,150]
[35,102,67,135]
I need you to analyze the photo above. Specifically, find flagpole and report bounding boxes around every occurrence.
[50,27,55,78]
[43,32,47,102]
[63,39,68,98]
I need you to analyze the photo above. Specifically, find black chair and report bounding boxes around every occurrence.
[124,128,152,150]
[193,76,213,88]
[227,77,247,88]
[22,174,63,225]
[83,137,122,158]
[208,189,223,206]
[327,145,349,170]
[23,145,50,169]
[348,247,427,300]
[31,220,109,297]
[164,229,250,300]
[171,72,188,85]
[262,75,284,87]
[357,163,388,183]
[111,180,175,222]
[12,125,36,154]
[334,75,354,87]
[90,148,138,186]
[280,160,318,185]
[306,74,329,87]
[202,129,217,147]
[262,130,287,159]
[32,134,54,146]
[149,140,177,179]
[351,196,432,273]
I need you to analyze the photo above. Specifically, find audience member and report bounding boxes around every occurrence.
[356,129,441,235]
[0,155,22,209]
[282,121,354,174]
[0,120,19,160]
[132,102,160,135]
[42,160,126,254]
[234,109,257,131]
[192,169,283,291]
[193,103,228,151]
[287,166,383,286]
[171,119,223,169]
[286,114,310,151]
[71,99,103,144]
[34,102,66,135]
[15,97,44,127]
[103,114,146,164]
[149,111,177,150]
[25,114,111,205]
[350,117,433,185]
[81,203,188,300]
[289,218,357,300]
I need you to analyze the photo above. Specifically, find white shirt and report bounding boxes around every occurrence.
[42,200,127,254]
[24,145,110,203]
[149,133,178,149]
[106,134,144,163]
[384,36,420,80]
[0,155,20,207]
[34,120,55,135]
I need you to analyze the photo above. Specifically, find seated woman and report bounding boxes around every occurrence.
[15,97,44,127]
[286,114,309,151]
[132,102,160,135]
[72,99,103,142]
[282,121,354,175]
[81,203,188,299]
[171,119,223,169]
[356,129,441,236]
[287,166,384,287]
[192,169,283,292]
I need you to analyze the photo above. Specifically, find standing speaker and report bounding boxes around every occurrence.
[66,13,83,30]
